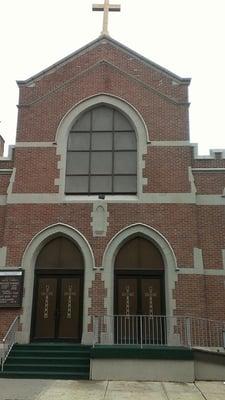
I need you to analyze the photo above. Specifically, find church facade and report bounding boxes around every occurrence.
[0,36,225,345]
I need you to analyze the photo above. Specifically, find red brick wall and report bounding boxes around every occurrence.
[197,206,225,269]
[18,42,188,106]
[12,41,191,194]
[174,275,207,317]
[3,204,92,266]
[192,158,225,169]
[144,147,192,193]
[17,42,189,144]
[0,310,20,340]
[0,175,10,195]
[0,160,14,169]
[194,172,225,195]
[2,203,198,268]
[204,276,225,320]
[12,148,60,193]
[0,206,6,247]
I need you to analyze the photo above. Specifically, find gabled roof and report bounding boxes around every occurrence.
[17,35,191,86]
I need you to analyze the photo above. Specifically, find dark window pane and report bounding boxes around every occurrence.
[90,176,112,193]
[114,132,136,150]
[68,132,90,150]
[72,111,91,131]
[114,111,132,130]
[66,152,89,174]
[65,176,89,193]
[92,132,112,150]
[114,176,137,193]
[114,152,137,174]
[91,152,112,174]
[92,107,113,131]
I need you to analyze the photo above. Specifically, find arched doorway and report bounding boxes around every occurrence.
[31,236,84,341]
[114,236,165,343]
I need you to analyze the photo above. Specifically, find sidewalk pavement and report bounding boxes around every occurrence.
[1,379,225,400]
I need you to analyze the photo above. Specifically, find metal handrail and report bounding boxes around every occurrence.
[1,316,19,371]
[92,314,225,349]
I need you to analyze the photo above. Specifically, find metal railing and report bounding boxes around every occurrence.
[1,316,19,371]
[92,315,225,349]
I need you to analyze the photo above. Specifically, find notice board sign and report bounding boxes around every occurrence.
[0,270,24,308]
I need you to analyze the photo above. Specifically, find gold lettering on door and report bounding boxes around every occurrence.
[41,285,53,319]
[144,286,157,315]
[64,284,76,319]
[122,286,134,316]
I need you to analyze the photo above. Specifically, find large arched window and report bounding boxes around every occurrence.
[65,105,137,194]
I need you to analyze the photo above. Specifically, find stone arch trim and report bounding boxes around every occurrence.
[102,223,178,318]
[55,94,150,198]
[18,223,95,344]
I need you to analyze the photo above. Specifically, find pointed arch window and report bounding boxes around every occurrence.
[65,106,137,194]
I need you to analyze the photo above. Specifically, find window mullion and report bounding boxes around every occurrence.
[88,111,93,195]
[112,109,115,193]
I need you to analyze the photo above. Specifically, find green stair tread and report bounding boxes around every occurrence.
[12,348,90,354]
[7,356,89,363]
[5,363,89,368]
[1,343,91,380]
[10,351,90,357]
[0,371,89,380]
[13,344,91,350]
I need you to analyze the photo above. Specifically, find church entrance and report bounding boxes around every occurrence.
[114,237,165,344]
[31,237,84,341]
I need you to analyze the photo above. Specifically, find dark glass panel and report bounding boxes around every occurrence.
[114,152,137,174]
[114,132,136,150]
[90,175,112,193]
[65,176,89,193]
[68,132,90,151]
[92,132,112,150]
[91,152,112,174]
[114,111,132,131]
[92,106,113,131]
[66,152,89,174]
[72,111,91,131]
[113,176,137,193]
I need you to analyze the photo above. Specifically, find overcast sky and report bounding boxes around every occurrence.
[0,0,225,155]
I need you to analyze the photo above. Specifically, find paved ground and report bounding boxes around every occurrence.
[0,380,225,400]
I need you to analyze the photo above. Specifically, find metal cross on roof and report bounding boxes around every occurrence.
[92,0,121,36]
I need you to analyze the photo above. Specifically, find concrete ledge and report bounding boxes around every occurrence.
[194,349,225,381]
[90,347,225,381]
[90,346,194,382]
[90,359,195,382]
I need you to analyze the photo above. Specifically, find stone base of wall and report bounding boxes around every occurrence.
[90,346,225,382]
[90,359,194,382]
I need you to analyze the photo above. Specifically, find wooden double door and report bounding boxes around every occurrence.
[32,273,83,341]
[115,273,165,344]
